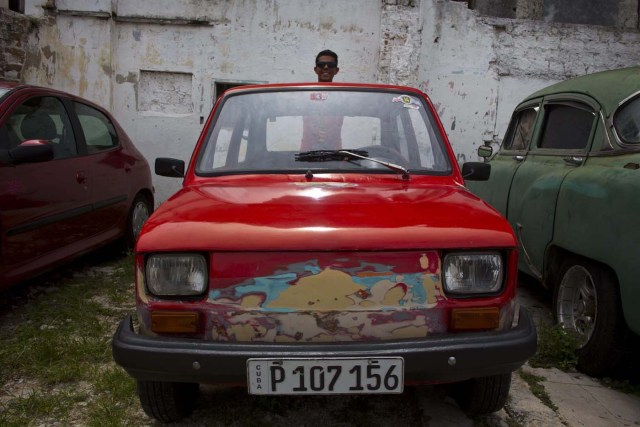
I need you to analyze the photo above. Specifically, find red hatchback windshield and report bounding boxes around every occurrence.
[196,89,452,175]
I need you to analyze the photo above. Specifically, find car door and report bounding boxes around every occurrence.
[0,94,93,274]
[506,95,599,279]
[71,101,128,236]
[466,101,540,215]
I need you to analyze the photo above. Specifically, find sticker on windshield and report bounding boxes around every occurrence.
[392,95,420,110]
[310,92,329,101]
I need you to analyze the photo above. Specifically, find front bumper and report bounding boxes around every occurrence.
[112,307,537,385]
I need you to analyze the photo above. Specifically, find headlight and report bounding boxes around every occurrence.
[146,254,208,296]
[442,252,503,295]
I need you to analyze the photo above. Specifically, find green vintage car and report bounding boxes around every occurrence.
[466,67,640,377]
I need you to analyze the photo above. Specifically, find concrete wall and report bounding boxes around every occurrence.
[417,0,640,163]
[19,0,383,202]
[6,0,640,203]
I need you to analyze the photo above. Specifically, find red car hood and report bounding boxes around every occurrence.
[137,179,515,252]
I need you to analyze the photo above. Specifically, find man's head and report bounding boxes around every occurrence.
[314,49,339,82]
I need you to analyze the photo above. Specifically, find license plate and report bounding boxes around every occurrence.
[247,357,404,395]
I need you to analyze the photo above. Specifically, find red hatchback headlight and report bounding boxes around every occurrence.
[145,253,208,296]
[442,252,504,296]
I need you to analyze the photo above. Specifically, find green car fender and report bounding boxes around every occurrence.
[552,153,640,336]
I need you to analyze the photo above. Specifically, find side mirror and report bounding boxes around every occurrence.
[462,162,491,181]
[155,157,185,177]
[478,145,493,158]
[9,140,54,164]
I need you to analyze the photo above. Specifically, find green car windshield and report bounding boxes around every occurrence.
[196,89,452,175]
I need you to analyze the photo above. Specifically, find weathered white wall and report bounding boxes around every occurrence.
[417,1,499,164]
[21,0,383,203]
[22,14,113,103]
[16,0,640,203]
[417,1,640,163]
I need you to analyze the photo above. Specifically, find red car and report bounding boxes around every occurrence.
[112,83,536,422]
[0,82,153,289]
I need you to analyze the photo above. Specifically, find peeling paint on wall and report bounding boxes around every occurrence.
[0,8,37,81]
[378,0,422,86]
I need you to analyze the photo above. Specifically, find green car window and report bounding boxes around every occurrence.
[613,95,640,144]
[538,103,594,150]
[503,107,538,151]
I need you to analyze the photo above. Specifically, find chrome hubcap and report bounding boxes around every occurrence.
[131,201,150,239]
[556,265,597,347]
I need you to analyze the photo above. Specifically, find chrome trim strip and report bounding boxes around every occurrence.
[515,223,542,281]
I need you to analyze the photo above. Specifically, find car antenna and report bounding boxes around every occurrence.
[305,169,314,180]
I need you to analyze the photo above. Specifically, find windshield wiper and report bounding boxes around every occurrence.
[295,149,410,180]
[294,149,369,162]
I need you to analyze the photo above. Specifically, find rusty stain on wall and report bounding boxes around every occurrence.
[115,72,138,84]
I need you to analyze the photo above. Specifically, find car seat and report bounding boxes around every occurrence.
[20,111,59,143]
[20,111,76,158]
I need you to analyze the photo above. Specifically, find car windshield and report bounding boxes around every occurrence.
[196,89,451,175]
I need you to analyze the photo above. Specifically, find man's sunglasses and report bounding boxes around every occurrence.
[316,61,337,69]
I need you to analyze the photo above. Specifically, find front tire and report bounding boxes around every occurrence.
[553,257,629,376]
[126,194,152,249]
[451,373,511,415]
[137,381,199,423]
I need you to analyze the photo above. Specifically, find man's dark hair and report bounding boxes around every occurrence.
[316,49,338,65]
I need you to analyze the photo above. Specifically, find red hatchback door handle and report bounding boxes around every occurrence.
[76,172,87,184]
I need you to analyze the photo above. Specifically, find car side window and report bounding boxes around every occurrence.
[613,95,640,144]
[538,103,595,150]
[3,96,76,159]
[74,102,119,153]
[502,107,538,151]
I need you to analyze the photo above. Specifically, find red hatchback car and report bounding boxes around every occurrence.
[0,82,153,289]
[113,83,536,423]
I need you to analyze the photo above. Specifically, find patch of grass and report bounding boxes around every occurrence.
[85,367,138,426]
[0,286,115,385]
[0,388,88,426]
[518,370,558,412]
[529,323,580,371]
[104,254,137,307]
[0,254,139,425]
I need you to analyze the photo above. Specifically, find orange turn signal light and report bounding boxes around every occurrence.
[151,311,200,334]
[451,307,499,331]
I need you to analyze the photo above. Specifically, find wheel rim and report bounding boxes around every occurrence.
[131,201,150,239]
[556,265,597,347]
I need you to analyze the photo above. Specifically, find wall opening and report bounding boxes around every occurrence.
[543,0,619,26]
[214,80,266,100]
